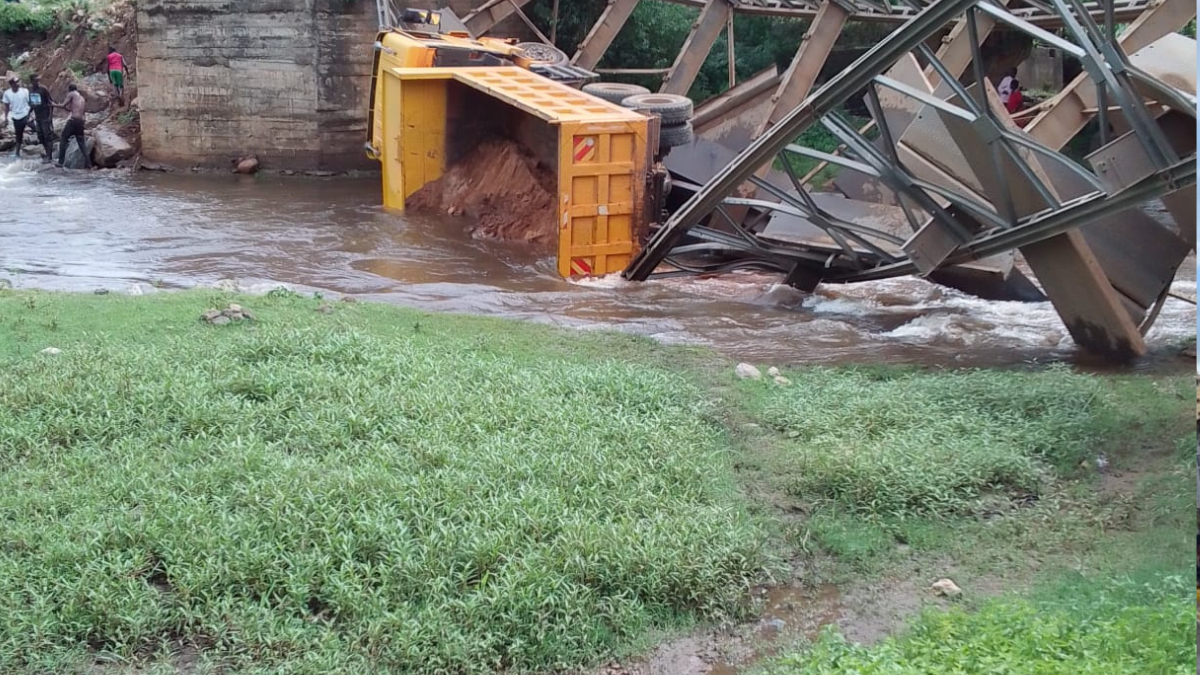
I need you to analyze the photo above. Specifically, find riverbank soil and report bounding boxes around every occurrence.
[406,138,558,244]
[0,290,1192,674]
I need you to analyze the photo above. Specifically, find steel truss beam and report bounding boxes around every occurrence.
[622,0,1196,361]
[660,0,735,95]
[566,0,1155,82]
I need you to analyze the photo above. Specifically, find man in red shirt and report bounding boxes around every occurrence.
[101,46,130,105]
[1005,79,1024,114]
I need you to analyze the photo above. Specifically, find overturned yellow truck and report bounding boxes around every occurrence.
[365,10,694,278]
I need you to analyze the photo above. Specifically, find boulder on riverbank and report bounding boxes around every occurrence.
[92,123,137,167]
[233,156,260,174]
[62,137,95,169]
[75,73,114,113]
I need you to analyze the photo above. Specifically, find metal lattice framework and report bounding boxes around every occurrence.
[627,0,1195,360]
[464,0,1195,361]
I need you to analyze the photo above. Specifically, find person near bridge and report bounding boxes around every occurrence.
[2,76,31,158]
[102,46,130,105]
[28,74,54,161]
[1005,79,1024,115]
[55,84,90,169]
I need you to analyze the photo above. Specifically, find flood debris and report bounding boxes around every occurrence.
[406,139,556,244]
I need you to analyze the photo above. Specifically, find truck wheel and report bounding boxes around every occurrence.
[516,42,569,66]
[583,82,651,104]
[620,93,694,126]
[659,122,694,149]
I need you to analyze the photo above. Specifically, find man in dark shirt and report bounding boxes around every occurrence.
[27,74,53,161]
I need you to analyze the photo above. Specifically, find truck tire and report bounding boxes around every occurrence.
[620,93,694,125]
[583,82,651,104]
[516,42,569,66]
[659,122,694,149]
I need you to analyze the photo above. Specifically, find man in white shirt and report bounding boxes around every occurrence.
[997,68,1017,101]
[2,76,32,158]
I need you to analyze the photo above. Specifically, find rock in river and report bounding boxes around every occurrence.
[61,137,96,170]
[92,125,136,168]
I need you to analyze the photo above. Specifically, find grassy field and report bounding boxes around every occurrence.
[0,290,774,673]
[732,365,1194,577]
[0,289,1192,674]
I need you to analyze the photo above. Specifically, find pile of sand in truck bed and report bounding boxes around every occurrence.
[407,139,557,244]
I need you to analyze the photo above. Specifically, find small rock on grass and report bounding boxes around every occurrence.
[736,363,762,380]
[767,366,781,377]
[39,347,62,355]
[931,578,962,597]
[774,375,791,386]
[315,304,334,315]
[201,304,257,325]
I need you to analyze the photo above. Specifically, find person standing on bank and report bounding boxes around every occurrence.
[2,76,32,158]
[55,83,90,169]
[102,46,130,105]
[28,74,54,161]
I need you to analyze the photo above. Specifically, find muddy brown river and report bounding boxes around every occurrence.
[1,160,1194,370]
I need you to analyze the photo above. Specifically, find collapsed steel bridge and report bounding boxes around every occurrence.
[468,0,1196,362]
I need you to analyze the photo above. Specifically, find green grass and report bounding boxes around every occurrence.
[0,0,117,36]
[0,289,1191,673]
[762,571,1196,675]
[0,3,56,34]
[0,290,775,674]
[733,365,1192,575]
[742,366,1182,518]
